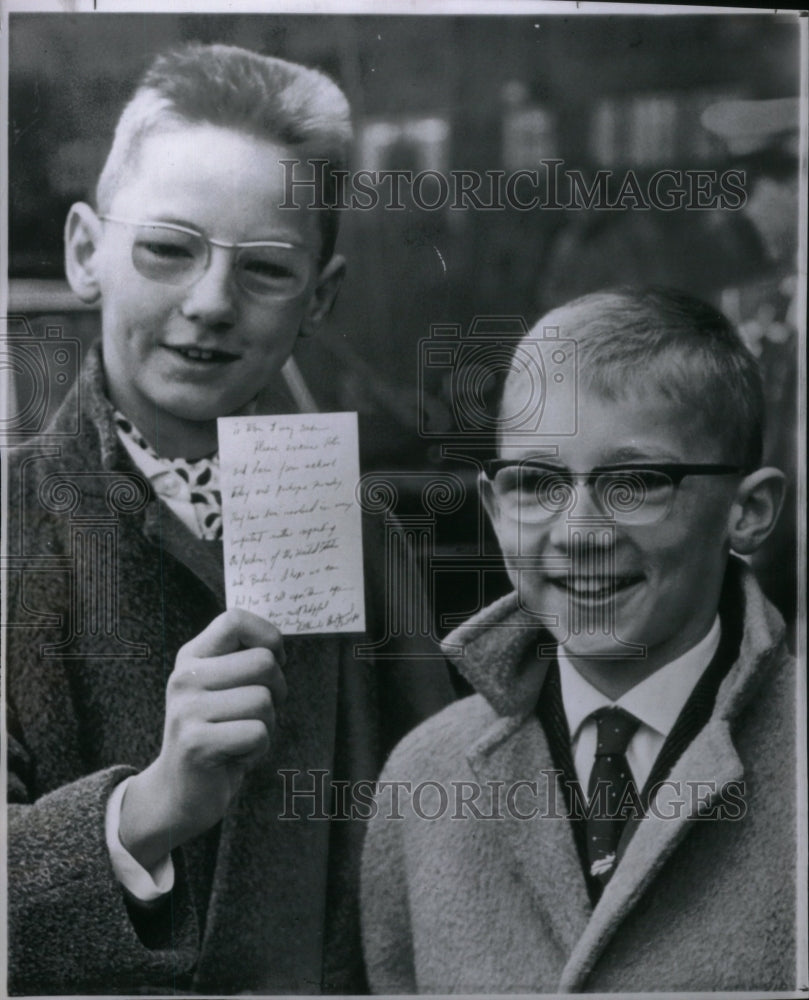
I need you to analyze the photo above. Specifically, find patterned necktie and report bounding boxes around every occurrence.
[586,706,640,887]
[114,413,223,541]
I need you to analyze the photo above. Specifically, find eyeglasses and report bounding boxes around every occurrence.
[98,215,313,300]
[484,460,744,525]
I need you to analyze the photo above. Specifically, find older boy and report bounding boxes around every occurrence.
[5,43,452,995]
[361,287,797,992]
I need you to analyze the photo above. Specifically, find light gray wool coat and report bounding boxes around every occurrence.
[361,559,798,993]
[6,342,454,996]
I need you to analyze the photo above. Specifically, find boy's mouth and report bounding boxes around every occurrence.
[165,345,240,363]
[548,574,643,600]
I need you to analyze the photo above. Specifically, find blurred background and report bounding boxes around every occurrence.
[6,11,803,638]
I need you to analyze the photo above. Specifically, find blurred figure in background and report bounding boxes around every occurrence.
[702,96,801,629]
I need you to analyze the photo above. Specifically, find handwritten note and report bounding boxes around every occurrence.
[218,413,365,634]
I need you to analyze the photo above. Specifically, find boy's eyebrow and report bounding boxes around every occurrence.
[497,446,687,468]
[506,447,684,469]
[599,445,682,464]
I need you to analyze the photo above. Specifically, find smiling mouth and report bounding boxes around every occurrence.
[165,345,240,363]
[548,575,643,600]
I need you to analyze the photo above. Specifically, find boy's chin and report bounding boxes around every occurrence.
[163,395,256,425]
[549,628,646,662]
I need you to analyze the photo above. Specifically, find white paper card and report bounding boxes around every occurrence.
[218,413,365,634]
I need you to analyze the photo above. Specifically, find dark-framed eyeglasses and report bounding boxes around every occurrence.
[98,215,313,300]
[483,460,744,525]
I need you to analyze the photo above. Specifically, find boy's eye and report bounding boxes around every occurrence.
[594,470,672,517]
[495,467,573,505]
[242,257,295,280]
[533,472,575,507]
[139,240,195,260]
[609,470,669,494]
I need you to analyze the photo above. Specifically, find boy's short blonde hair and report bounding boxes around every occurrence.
[95,42,353,266]
[503,287,765,470]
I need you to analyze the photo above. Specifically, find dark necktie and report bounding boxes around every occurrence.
[586,706,640,888]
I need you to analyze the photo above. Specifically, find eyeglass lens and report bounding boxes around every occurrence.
[493,467,674,525]
[130,224,310,298]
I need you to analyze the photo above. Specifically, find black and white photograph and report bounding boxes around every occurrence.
[1,2,806,996]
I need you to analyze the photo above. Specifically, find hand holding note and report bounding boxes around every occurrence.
[119,609,287,869]
[218,413,366,634]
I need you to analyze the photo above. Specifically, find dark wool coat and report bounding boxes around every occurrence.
[5,343,454,996]
[361,559,798,993]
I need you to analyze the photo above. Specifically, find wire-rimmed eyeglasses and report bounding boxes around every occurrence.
[99,215,313,300]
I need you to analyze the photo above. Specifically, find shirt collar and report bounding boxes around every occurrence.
[558,616,722,741]
[116,423,174,481]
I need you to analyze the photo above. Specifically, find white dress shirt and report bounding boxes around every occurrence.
[557,617,722,798]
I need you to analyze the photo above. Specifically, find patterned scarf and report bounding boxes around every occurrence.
[114,412,223,541]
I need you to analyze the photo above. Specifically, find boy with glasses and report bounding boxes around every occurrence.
[361,286,797,993]
[5,43,451,995]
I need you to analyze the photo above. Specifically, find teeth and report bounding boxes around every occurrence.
[570,582,613,596]
[180,348,216,361]
[553,577,639,597]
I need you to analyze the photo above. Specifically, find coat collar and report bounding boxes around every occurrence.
[441,558,785,727]
[54,341,226,604]
[441,590,553,718]
[43,340,123,473]
[443,560,788,991]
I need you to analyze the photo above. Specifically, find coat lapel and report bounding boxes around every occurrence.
[446,597,593,956]
[558,718,744,992]
[466,707,593,958]
[144,501,226,606]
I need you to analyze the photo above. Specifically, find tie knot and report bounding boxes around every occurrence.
[592,706,640,756]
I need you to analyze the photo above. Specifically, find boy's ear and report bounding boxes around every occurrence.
[727,467,786,555]
[64,203,103,304]
[299,254,345,338]
[478,470,499,529]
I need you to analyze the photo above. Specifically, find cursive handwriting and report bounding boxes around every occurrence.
[218,413,365,634]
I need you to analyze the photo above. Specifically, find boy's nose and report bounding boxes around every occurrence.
[180,248,238,327]
[546,480,610,547]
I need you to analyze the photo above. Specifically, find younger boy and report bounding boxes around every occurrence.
[5,43,452,995]
[361,286,797,993]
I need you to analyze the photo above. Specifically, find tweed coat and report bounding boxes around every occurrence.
[5,343,453,996]
[361,559,798,993]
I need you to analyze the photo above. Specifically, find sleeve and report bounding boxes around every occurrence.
[6,733,201,995]
[4,533,200,995]
[360,765,419,994]
[105,777,175,901]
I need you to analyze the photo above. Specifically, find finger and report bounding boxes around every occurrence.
[197,685,277,731]
[183,609,285,665]
[210,719,272,763]
[180,647,287,706]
